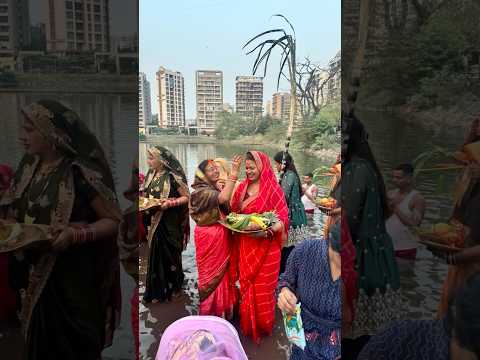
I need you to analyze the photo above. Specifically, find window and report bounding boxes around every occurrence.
[0,25,8,32]
[0,5,7,13]
[94,24,101,32]
[77,33,84,41]
[76,22,83,29]
[0,16,8,23]
[74,2,83,11]
[66,11,73,19]
[87,4,91,11]
[95,34,102,41]
[66,21,73,30]
[67,32,74,40]
[65,1,73,10]
[0,35,9,41]
[67,42,75,50]
[94,5,100,12]
[95,44,102,51]
[94,14,101,22]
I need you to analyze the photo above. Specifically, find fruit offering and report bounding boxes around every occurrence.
[225,212,278,231]
[419,220,466,248]
[316,197,336,208]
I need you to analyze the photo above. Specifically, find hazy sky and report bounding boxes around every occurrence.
[140,0,340,119]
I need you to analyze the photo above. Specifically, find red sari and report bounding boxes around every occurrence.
[190,168,238,318]
[230,151,289,343]
[341,212,358,334]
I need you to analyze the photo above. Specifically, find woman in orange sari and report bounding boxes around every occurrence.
[230,151,289,343]
[190,156,242,318]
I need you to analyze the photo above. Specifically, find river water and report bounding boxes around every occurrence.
[361,110,469,318]
[138,143,329,359]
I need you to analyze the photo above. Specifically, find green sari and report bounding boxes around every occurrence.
[1,100,121,359]
[342,157,401,338]
[280,170,308,246]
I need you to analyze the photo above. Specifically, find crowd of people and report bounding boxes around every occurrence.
[0,100,478,360]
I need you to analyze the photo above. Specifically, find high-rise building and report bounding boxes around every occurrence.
[196,70,223,134]
[156,66,185,128]
[265,99,273,117]
[41,0,111,53]
[222,103,234,114]
[272,92,291,120]
[0,0,30,70]
[235,76,263,120]
[139,72,152,129]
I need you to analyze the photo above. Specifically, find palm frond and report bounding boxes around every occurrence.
[242,29,286,49]
[272,14,296,39]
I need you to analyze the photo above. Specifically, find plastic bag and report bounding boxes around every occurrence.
[282,303,307,350]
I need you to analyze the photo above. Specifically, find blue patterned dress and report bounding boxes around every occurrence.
[277,239,341,359]
[358,319,450,360]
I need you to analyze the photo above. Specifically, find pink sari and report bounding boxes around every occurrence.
[230,151,289,343]
[190,166,238,318]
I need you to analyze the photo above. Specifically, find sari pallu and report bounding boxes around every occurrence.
[190,168,237,318]
[0,100,121,359]
[230,151,289,344]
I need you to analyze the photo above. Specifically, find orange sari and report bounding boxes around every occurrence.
[230,151,289,343]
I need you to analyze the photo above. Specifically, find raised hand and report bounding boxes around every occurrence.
[231,155,243,177]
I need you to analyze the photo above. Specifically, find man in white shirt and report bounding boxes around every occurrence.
[386,164,426,260]
[301,172,318,215]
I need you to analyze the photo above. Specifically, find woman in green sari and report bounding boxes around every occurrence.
[273,151,308,274]
[0,100,121,360]
[341,113,402,358]
[142,146,190,303]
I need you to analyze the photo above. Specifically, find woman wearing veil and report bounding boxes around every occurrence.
[230,151,289,343]
[0,100,121,359]
[190,156,242,318]
[142,146,190,303]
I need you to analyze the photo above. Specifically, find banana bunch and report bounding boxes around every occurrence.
[226,212,278,231]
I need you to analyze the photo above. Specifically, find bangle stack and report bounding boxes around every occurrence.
[447,253,457,265]
[264,228,275,238]
[72,225,96,244]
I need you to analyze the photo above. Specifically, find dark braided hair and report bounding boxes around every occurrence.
[274,151,303,196]
[343,112,390,219]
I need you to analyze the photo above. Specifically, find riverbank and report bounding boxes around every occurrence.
[356,93,479,132]
[143,135,338,161]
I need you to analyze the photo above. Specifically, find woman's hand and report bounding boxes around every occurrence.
[278,287,298,315]
[50,226,75,251]
[230,155,243,178]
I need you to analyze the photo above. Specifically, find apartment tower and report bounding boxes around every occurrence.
[42,0,110,53]
[156,66,185,128]
[196,70,223,134]
[235,76,263,120]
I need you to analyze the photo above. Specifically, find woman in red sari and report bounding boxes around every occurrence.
[230,151,289,343]
[190,156,242,318]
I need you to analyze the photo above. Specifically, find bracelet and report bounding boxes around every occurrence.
[447,253,457,265]
[73,226,96,244]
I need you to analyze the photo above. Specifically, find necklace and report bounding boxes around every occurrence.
[27,158,63,209]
